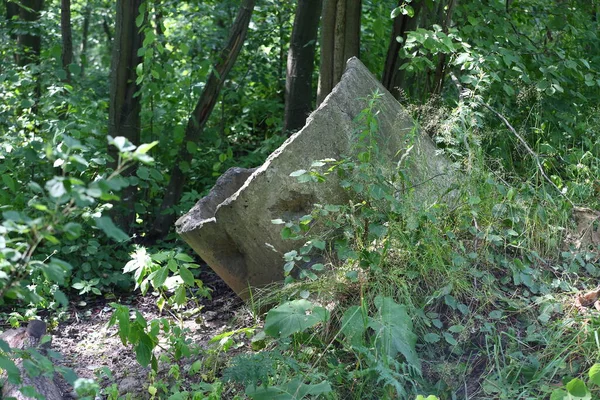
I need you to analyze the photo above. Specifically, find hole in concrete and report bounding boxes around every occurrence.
[268,191,316,221]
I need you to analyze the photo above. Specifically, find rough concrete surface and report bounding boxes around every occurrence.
[177,57,459,298]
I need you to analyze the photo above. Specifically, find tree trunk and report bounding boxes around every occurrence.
[61,0,73,83]
[16,0,43,67]
[317,0,361,106]
[4,0,18,39]
[343,0,360,66]
[154,0,164,36]
[382,0,422,98]
[283,0,322,134]
[432,0,456,94]
[151,0,256,236]
[317,0,336,105]
[80,5,91,77]
[108,0,145,229]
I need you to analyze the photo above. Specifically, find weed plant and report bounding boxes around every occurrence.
[218,94,600,399]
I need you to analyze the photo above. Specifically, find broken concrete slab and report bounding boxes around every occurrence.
[176,57,459,299]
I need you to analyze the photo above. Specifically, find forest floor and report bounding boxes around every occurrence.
[50,268,247,399]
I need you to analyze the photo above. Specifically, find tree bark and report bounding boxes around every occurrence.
[382,1,422,97]
[108,0,145,228]
[61,0,73,83]
[432,0,456,95]
[317,0,337,105]
[16,0,43,67]
[151,0,256,236]
[343,0,360,66]
[317,0,361,106]
[283,0,322,134]
[80,5,91,77]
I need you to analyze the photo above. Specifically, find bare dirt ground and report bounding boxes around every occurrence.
[48,269,248,399]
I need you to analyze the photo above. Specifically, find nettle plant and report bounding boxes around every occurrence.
[223,94,426,398]
[109,247,212,371]
[277,91,420,284]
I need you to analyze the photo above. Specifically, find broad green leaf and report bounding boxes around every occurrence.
[443,332,458,346]
[549,389,568,400]
[341,305,367,347]
[134,336,152,367]
[152,266,169,288]
[290,169,307,177]
[174,253,194,262]
[368,296,420,371]
[179,266,195,286]
[246,379,332,400]
[0,355,21,384]
[174,286,186,305]
[566,378,590,398]
[264,300,329,338]
[63,222,82,240]
[136,166,150,180]
[589,363,600,386]
[94,216,129,242]
[423,333,441,343]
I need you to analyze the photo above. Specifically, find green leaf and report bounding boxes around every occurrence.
[549,389,568,400]
[153,266,169,288]
[134,336,152,367]
[63,222,82,240]
[311,239,326,250]
[2,175,16,192]
[311,263,324,271]
[54,290,68,307]
[368,296,420,371]
[424,333,441,343]
[174,286,186,305]
[94,216,129,242]
[589,363,600,386]
[566,378,590,398]
[264,300,329,338]
[136,166,150,180]
[246,379,332,400]
[290,169,307,177]
[443,332,458,345]
[341,305,367,347]
[174,253,194,262]
[179,266,195,286]
[44,259,72,285]
[0,355,21,384]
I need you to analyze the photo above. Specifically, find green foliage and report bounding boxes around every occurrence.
[123,247,211,314]
[0,136,156,308]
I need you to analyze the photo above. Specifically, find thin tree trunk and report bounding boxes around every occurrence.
[16,0,43,67]
[343,0,361,63]
[154,0,164,36]
[151,0,256,236]
[4,0,19,66]
[80,5,91,76]
[432,0,456,94]
[283,0,322,134]
[61,0,73,83]
[108,0,145,229]
[383,0,422,97]
[317,0,336,105]
[332,0,346,84]
[317,0,361,105]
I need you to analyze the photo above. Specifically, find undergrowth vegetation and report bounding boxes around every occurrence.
[1,0,600,399]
